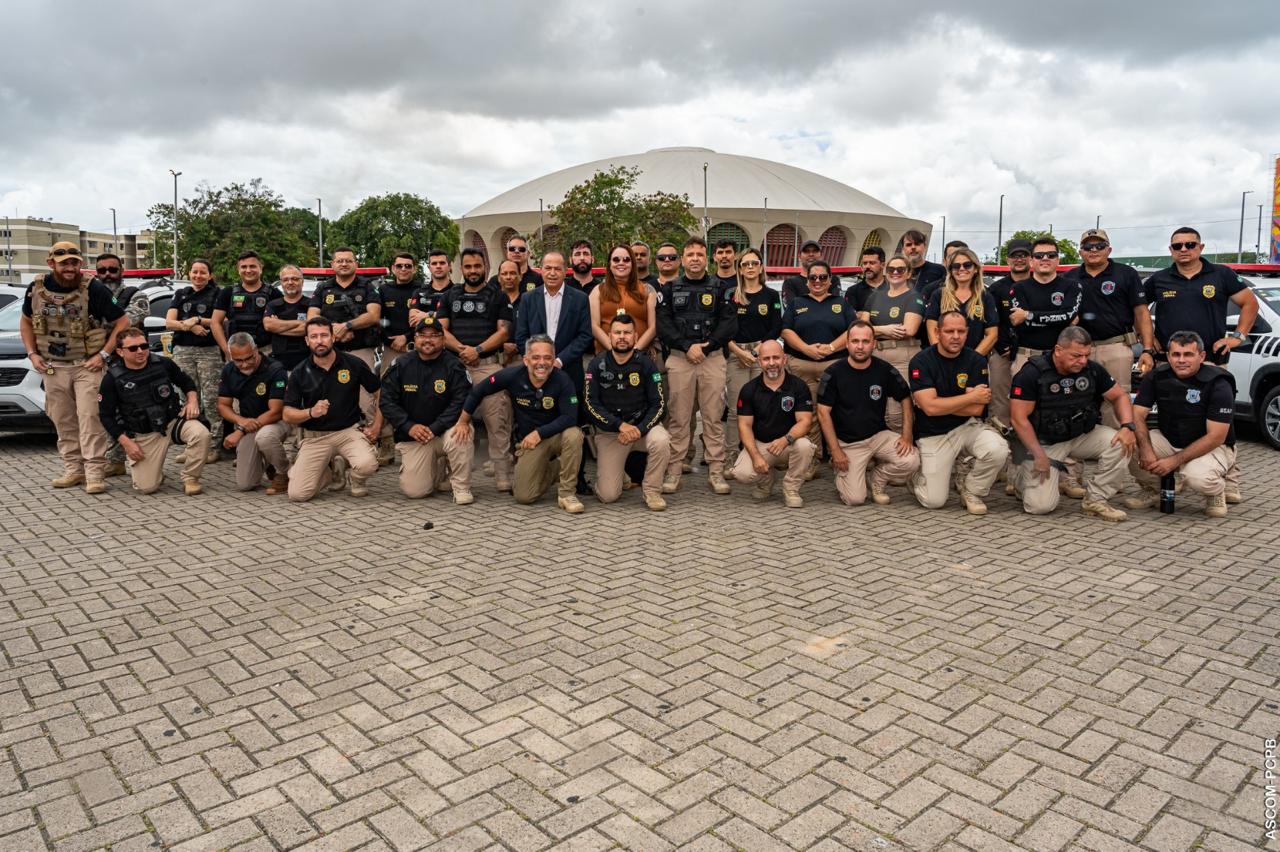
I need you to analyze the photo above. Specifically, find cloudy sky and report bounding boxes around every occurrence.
[4,0,1278,259]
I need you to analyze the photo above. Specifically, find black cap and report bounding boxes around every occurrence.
[413,316,444,335]
[800,240,821,252]
[1006,239,1033,255]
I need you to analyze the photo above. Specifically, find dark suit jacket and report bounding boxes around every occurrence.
[515,284,593,393]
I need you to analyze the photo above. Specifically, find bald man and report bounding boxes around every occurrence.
[729,340,816,508]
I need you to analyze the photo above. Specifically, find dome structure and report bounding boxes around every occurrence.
[457,147,932,269]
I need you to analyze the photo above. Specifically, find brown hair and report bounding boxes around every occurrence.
[600,244,641,306]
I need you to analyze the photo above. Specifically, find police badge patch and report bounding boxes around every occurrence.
[889,306,901,319]
[1202,285,1215,299]
[325,294,335,304]
[832,303,842,313]
[869,384,882,400]
[1051,292,1064,306]
[629,373,640,386]
[1101,281,1116,295]
[1186,388,1201,403]
[1075,377,1089,391]
[758,303,768,316]
[542,396,555,409]
[434,379,446,393]
[781,395,795,412]
[337,369,351,384]
[956,372,969,389]
[255,382,266,396]
[701,293,713,307]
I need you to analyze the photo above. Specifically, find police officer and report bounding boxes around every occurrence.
[308,247,382,429]
[165,258,223,465]
[987,238,1033,429]
[584,313,669,510]
[908,311,1010,514]
[409,248,457,324]
[217,333,290,494]
[282,317,382,501]
[712,239,738,288]
[632,241,658,288]
[376,252,422,465]
[781,240,842,304]
[1126,331,1236,518]
[93,253,149,328]
[212,251,283,355]
[455,335,584,513]
[380,316,475,503]
[901,230,947,303]
[843,246,886,314]
[1009,326,1136,520]
[730,340,816,508]
[653,242,681,288]
[1009,237,1081,375]
[262,265,311,371]
[487,235,543,294]
[98,326,210,495]
[21,241,129,493]
[817,322,920,506]
[656,236,737,494]
[569,240,602,295]
[438,247,515,491]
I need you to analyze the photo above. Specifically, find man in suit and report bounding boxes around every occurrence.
[516,250,595,492]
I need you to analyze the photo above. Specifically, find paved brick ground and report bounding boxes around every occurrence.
[0,428,1276,851]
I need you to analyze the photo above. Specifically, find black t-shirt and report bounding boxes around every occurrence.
[908,346,991,438]
[844,278,883,314]
[1065,261,1147,341]
[283,351,381,431]
[736,372,813,443]
[379,350,472,442]
[817,357,911,442]
[1010,276,1082,350]
[217,356,288,420]
[733,286,783,343]
[910,261,947,302]
[862,287,925,327]
[782,293,852,357]
[924,290,998,351]
[379,280,419,340]
[263,296,311,370]
[988,275,1025,355]
[170,284,221,348]
[23,275,125,322]
[464,364,578,441]
[1146,260,1248,350]
[437,284,513,347]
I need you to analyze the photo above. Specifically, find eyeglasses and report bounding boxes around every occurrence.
[1031,251,1059,260]
[1080,243,1108,252]
[610,257,631,264]
[51,248,81,258]
[392,263,415,269]
[886,266,909,275]
[96,266,121,274]
[333,258,355,264]
[120,342,149,352]
[808,273,830,282]
[949,261,976,271]
[656,253,678,261]
[739,260,761,267]
[507,246,528,253]
[1170,241,1199,251]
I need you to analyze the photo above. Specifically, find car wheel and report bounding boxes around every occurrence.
[1261,384,1280,451]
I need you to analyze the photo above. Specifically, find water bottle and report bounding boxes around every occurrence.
[1160,474,1175,514]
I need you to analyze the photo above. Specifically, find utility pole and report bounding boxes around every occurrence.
[316,198,324,266]
[1096,214,1101,230]
[996,194,1004,261]
[1239,190,1254,263]
[539,198,544,245]
[941,215,946,248]
[4,217,10,279]
[168,169,181,277]
[110,207,117,251]
[702,162,710,237]
[762,196,768,269]
[1258,204,1265,262]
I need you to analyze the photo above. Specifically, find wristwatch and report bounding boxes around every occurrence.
[785,434,796,445]
[1226,331,1245,341]
[1120,422,1137,432]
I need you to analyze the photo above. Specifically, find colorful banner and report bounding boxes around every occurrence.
[1272,155,1280,263]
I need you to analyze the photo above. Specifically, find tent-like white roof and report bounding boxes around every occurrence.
[462,147,904,219]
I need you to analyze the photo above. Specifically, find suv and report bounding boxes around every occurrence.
[1229,276,1280,449]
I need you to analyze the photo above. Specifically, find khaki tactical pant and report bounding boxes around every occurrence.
[397,428,474,498]
[170,346,223,421]
[731,437,816,493]
[346,348,379,424]
[1018,425,1128,514]
[833,430,921,506]
[46,361,109,480]
[128,419,210,493]
[1129,429,1235,497]
[665,350,727,477]
[595,424,671,502]
[786,357,838,456]
[912,419,1009,509]
[988,351,1013,426]
[233,422,291,491]
[288,426,378,502]
[513,427,583,504]
[1090,340,1134,429]
[466,358,513,477]
[724,350,761,457]
[876,342,920,432]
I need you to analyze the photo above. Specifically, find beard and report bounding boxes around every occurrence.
[310,342,332,357]
[573,262,592,275]
[611,342,634,355]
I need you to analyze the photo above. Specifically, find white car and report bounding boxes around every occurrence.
[1230,276,1280,449]
[0,300,51,431]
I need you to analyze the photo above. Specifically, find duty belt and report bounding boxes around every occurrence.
[474,355,500,366]
[876,339,920,351]
[1093,332,1138,346]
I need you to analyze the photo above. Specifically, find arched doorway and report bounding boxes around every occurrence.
[708,222,750,253]
[765,224,800,269]
[818,226,849,267]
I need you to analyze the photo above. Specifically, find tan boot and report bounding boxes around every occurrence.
[205,449,219,464]
[661,474,680,494]
[644,492,667,511]
[751,471,774,501]
[869,480,891,505]
[328,457,347,491]
[51,471,85,488]
[184,481,203,496]
[453,487,475,506]
[1059,479,1086,499]
[84,479,107,495]
[708,473,731,495]
[1082,498,1126,522]
[957,485,988,516]
[557,494,585,514]
[1204,492,1228,518]
[377,437,395,467]
[349,481,369,498]
[782,489,804,508]
[265,473,289,496]
[103,462,127,478]
[1123,489,1159,510]
[1224,487,1242,504]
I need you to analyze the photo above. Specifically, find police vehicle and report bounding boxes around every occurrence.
[1229,275,1280,450]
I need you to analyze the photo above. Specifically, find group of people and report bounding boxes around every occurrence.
[20,223,1259,519]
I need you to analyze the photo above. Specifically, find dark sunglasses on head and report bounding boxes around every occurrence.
[507,246,528,253]
[392,263,415,269]
[1170,241,1199,251]
[1031,251,1059,260]
[949,261,976,271]
[121,342,150,352]
[886,266,909,274]
[51,248,81,258]
[1080,243,1108,251]
[96,266,121,274]
[655,253,678,261]
[808,273,830,282]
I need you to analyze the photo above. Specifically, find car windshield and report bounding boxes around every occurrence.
[0,299,23,332]
[1253,284,1280,314]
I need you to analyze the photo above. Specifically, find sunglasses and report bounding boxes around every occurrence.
[610,257,631,263]
[51,248,81,258]
[507,246,528,253]
[949,261,976,271]
[1170,241,1199,251]
[1008,251,1030,259]
[655,253,678,261]
[96,266,121,274]
[1031,251,1059,260]
[808,273,831,282]
[886,266,909,274]
[392,263,415,269]
[120,342,150,352]
[1080,243,1108,252]
[739,260,761,267]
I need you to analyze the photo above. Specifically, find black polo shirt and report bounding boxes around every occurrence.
[464,365,578,441]
[782,293,852,357]
[379,350,471,442]
[736,372,813,443]
[988,274,1025,356]
[1065,261,1146,341]
[733,286,783,343]
[263,296,310,370]
[862,287,925,328]
[1010,276,1082,350]
[908,346,990,438]
[924,290,998,351]
[781,273,843,304]
[817,357,910,442]
[379,280,419,340]
[437,284,512,347]
[910,261,947,302]
[1146,260,1248,350]
[844,278,884,314]
[217,356,288,420]
[283,351,380,431]
[488,267,543,294]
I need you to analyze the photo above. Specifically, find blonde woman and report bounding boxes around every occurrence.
[725,248,781,465]
[925,248,997,356]
[858,254,924,431]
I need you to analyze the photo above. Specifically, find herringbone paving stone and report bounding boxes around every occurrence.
[0,429,1276,850]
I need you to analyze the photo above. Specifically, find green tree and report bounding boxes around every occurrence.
[999,229,1080,264]
[535,166,697,259]
[330,193,459,268]
[147,178,317,283]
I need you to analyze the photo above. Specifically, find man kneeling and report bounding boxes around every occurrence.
[730,340,816,507]
[218,333,291,493]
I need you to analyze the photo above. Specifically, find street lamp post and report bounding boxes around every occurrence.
[1258,204,1265,262]
[168,169,182,278]
[941,215,946,249]
[316,198,324,266]
[110,207,117,253]
[996,194,1004,261]
[1239,190,1254,263]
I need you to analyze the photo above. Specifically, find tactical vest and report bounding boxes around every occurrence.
[30,276,108,362]
[109,355,180,436]
[172,284,220,347]
[668,277,721,342]
[1029,354,1102,444]
[314,278,378,349]
[226,284,273,344]
[1151,363,1236,448]
[591,355,650,423]
[411,284,452,317]
[447,286,500,347]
